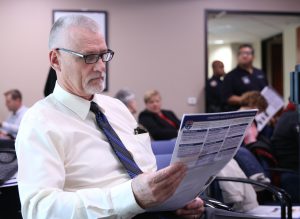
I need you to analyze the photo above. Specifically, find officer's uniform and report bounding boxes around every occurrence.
[221,66,268,111]
[206,75,223,113]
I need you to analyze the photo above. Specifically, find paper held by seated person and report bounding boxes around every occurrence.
[150,109,258,212]
[255,86,284,132]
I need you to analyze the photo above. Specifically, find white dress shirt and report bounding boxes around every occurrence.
[1,105,28,138]
[16,83,157,219]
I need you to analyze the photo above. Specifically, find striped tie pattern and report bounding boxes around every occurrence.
[90,102,175,219]
[90,101,142,178]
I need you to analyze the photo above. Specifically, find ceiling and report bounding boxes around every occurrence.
[208,12,300,45]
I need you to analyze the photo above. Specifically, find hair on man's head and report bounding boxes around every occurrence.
[48,15,100,49]
[238,43,254,55]
[4,89,22,100]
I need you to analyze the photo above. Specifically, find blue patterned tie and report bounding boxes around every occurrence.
[90,102,179,219]
[90,101,142,178]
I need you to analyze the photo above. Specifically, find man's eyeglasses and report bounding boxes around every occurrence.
[57,48,114,64]
[238,51,253,56]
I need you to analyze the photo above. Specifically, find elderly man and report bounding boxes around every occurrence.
[16,15,204,219]
[0,89,28,139]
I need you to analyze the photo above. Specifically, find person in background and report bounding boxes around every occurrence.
[283,97,296,113]
[234,91,271,185]
[217,158,259,213]
[138,90,180,140]
[271,109,300,202]
[217,93,269,212]
[239,91,268,145]
[271,110,299,172]
[206,60,225,113]
[114,88,138,115]
[16,15,204,219]
[0,89,28,139]
[222,44,268,111]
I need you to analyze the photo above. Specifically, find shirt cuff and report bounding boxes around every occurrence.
[111,179,145,217]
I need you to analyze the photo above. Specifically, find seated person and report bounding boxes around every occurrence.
[271,110,300,202]
[217,159,259,213]
[0,89,28,139]
[234,91,270,184]
[16,15,204,219]
[138,90,180,140]
[114,88,138,115]
[239,91,268,145]
[217,91,271,210]
[234,147,270,187]
[271,110,299,172]
[283,98,296,113]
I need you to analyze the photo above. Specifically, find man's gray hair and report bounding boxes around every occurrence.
[48,15,100,49]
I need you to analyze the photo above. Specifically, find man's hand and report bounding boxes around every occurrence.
[228,95,242,105]
[131,162,186,209]
[175,197,205,219]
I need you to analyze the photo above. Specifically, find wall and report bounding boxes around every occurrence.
[283,24,298,101]
[252,40,262,69]
[208,44,232,77]
[1,0,300,121]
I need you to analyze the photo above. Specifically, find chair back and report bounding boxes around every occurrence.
[0,140,17,185]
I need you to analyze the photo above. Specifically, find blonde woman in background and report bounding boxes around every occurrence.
[138,90,180,140]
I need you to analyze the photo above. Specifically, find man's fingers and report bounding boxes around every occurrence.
[176,197,205,217]
[147,163,187,204]
[131,163,187,209]
[155,169,186,197]
[184,197,204,210]
[176,207,204,216]
[153,162,186,184]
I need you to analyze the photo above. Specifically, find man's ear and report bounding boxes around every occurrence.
[49,50,61,72]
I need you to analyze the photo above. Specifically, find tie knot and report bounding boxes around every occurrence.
[90,101,100,114]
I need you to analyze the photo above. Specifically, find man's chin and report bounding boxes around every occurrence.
[85,84,105,95]
[85,79,105,92]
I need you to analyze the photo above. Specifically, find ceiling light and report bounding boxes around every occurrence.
[214,40,224,45]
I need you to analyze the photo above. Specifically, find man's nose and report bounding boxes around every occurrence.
[93,58,106,72]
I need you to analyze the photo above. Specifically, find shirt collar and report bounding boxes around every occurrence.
[53,82,92,120]
[14,105,26,115]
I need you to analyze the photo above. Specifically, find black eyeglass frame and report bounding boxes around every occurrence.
[57,48,114,64]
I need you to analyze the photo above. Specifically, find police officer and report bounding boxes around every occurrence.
[222,44,268,111]
[206,60,225,112]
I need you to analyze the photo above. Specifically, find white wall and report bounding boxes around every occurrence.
[1,0,300,121]
[208,44,232,77]
[283,24,299,102]
[253,40,262,69]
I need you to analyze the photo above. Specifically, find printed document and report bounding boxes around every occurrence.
[255,86,284,132]
[150,109,258,211]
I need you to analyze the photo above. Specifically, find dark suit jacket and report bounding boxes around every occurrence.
[138,109,180,140]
